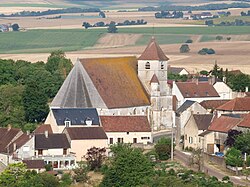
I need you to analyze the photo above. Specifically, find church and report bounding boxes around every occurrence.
[45,37,175,132]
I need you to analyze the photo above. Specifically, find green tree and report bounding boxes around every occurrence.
[100,144,154,187]
[155,137,172,160]
[72,161,89,183]
[107,21,118,33]
[225,147,243,167]
[227,73,250,92]
[216,35,223,40]
[234,132,250,154]
[12,23,20,31]
[180,44,190,53]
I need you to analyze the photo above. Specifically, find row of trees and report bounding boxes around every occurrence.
[205,19,250,26]
[155,11,184,18]
[241,10,250,16]
[0,51,72,131]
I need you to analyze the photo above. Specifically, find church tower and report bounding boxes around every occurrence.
[137,37,169,96]
[138,37,174,131]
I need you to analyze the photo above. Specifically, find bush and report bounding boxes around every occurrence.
[216,35,223,40]
[246,156,250,167]
[155,137,172,160]
[72,162,89,183]
[179,44,190,53]
[60,173,72,187]
[185,39,193,43]
[198,48,215,55]
[225,147,243,167]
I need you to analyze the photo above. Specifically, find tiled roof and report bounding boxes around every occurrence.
[193,114,213,130]
[200,100,230,110]
[8,133,31,154]
[150,74,159,84]
[34,124,53,134]
[80,57,150,108]
[138,37,169,61]
[52,108,100,126]
[23,160,45,169]
[100,116,151,132]
[168,67,187,74]
[237,113,250,128]
[65,127,108,140]
[208,116,241,133]
[176,82,219,98]
[0,127,22,153]
[198,130,212,137]
[176,100,195,115]
[35,134,70,149]
[217,97,250,111]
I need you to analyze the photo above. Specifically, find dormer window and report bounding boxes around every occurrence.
[85,117,93,126]
[145,62,150,69]
[64,120,71,127]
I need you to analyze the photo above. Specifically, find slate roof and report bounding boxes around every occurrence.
[23,160,45,169]
[176,100,195,115]
[35,134,70,149]
[52,108,100,126]
[208,116,241,133]
[216,97,250,111]
[138,37,169,61]
[100,116,151,132]
[0,127,22,153]
[34,124,53,134]
[200,100,230,110]
[65,127,108,140]
[168,67,187,74]
[51,57,150,109]
[176,82,219,98]
[193,114,213,130]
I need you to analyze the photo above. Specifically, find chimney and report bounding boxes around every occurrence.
[13,143,16,151]
[44,130,49,138]
[7,124,11,131]
[246,86,249,92]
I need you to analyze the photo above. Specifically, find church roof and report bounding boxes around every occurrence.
[138,37,169,61]
[51,57,150,109]
[150,74,159,84]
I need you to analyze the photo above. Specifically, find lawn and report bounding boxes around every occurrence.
[136,34,190,45]
[0,29,103,53]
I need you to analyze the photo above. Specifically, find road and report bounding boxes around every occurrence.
[174,150,250,186]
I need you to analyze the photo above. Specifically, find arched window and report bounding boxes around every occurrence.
[145,62,150,69]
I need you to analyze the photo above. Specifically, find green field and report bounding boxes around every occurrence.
[0,4,64,8]
[136,34,190,45]
[200,35,216,42]
[1,26,250,53]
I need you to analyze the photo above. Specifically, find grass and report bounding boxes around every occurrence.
[200,35,215,42]
[0,29,103,53]
[136,34,190,45]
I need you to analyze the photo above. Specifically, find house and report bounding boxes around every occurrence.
[200,115,242,154]
[34,124,53,134]
[168,66,189,76]
[63,127,108,161]
[22,160,45,172]
[184,114,213,150]
[200,99,230,113]
[100,116,152,145]
[45,108,100,133]
[216,97,250,116]
[172,80,220,108]
[48,37,175,131]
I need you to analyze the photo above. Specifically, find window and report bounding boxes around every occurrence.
[117,138,123,143]
[145,62,150,69]
[126,132,129,135]
[38,149,43,155]
[109,138,113,144]
[64,120,71,127]
[23,146,29,152]
[141,137,150,140]
[133,138,137,143]
[189,137,193,144]
[63,148,67,155]
[161,61,164,69]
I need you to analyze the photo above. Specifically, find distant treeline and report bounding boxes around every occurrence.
[205,19,250,26]
[0,7,100,17]
[139,3,250,12]
[241,10,250,16]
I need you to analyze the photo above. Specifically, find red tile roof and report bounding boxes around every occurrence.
[100,116,151,132]
[34,124,53,134]
[208,116,241,133]
[65,127,108,140]
[150,74,159,84]
[80,57,150,108]
[237,113,250,128]
[200,100,230,110]
[0,127,22,153]
[216,97,250,111]
[138,37,169,61]
[176,82,219,98]
[8,133,31,154]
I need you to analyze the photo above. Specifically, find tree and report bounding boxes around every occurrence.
[216,35,223,40]
[234,132,250,154]
[191,148,203,171]
[72,161,89,183]
[82,22,91,29]
[107,21,118,33]
[180,44,190,53]
[205,20,214,26]
[224,129,242,147]
[85,147,106,170]
[200,70,209,76]
[185,39,193,43]
[226,37,232,41]
[12,23,19,31]
[99,11,106,18]
[100,144,154,187]
[225,147,243,167]
[155,137,172,160]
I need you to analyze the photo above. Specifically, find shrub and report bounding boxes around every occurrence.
[179,44,190,53]
[246,156,250,167]
[225,147,243,167]
[60,173,72,187]
[185,39,193,43]
[198,48,215,55]
[155,137,172,160]
[216,35,223,40]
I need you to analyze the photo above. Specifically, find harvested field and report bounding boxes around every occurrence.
[95,33,142,48]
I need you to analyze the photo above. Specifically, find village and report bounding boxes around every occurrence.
[0,35,249,186]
